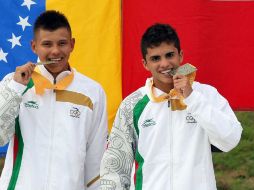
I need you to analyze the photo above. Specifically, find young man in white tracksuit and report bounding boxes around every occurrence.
[0,10,108,190]
[100,23,242,190]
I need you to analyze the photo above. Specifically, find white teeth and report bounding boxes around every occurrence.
[161,68,176,76]
[49,58,62,61]
[161,69,172,74]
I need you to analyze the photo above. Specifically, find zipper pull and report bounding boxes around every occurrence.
[53,78,56,93]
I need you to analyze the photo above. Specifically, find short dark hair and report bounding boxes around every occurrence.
[33,10,72,37]
[141,23,181,59]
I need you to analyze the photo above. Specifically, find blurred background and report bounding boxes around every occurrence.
[0,1,253,189]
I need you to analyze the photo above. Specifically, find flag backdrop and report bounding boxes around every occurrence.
[0,0,122,155]
[1,0,254,155]
[122,0,254,110]
[0,0,122,125]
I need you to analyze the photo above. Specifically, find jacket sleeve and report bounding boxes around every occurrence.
[0,75,25,146]
[85,87,108,190]
[184,84,242,152]
[100,101,135,190]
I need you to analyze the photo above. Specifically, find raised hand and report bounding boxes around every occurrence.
[13,62,36,85]
[173,74,193,98]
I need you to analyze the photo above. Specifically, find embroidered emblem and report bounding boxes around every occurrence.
[186,113,197,123]
[70,107,81,118]
[24,101,39,109]
[141,118,156,128]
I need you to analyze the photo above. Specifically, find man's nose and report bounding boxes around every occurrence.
[161,57,170,67]
[51,45,61,54]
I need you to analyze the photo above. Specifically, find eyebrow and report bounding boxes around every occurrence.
[149,55,160,59]
[166,51,175,54]
[41,40,52,44]
[150,51,175,57]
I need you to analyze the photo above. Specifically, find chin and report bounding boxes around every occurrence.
[45,66,61,73]
[162,78,173,83]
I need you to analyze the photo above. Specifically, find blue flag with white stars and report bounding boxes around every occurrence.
[0,0,45,80]
[0,0,45,156]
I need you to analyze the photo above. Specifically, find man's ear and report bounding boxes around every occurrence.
[142,59,149,71]
[31,40,36,54]
[70,38,75,51]
[179,50,184,63]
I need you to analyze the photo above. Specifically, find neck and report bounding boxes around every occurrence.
[45,65,71,80]
[153,81,174,94]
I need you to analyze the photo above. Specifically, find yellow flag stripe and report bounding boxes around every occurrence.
[46,0,122,130]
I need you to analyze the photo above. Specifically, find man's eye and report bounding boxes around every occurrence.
[42,43,51,47]
[166,52,174,58]
[59,41,67,46]
[151,56,160,62]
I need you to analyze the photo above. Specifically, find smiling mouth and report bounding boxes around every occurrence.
[47,57,63,63]
[161,68,177,76]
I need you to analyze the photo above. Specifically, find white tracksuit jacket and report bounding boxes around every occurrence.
[0,65,108,190]
[100,78,242,190]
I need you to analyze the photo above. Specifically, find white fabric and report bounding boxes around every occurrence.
[0,65,108,190]
[100,78,242,190]
[0,77,22,146]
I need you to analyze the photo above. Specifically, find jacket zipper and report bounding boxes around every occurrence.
[45,79,56,190]
[169,103,173,190]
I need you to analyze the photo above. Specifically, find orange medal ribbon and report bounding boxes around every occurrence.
[31,67,74,95]
[149,63,197,111]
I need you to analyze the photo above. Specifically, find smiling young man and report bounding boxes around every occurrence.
[0,10,107,190]
[99,23,242,190]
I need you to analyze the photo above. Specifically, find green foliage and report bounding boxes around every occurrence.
[213,112,254,190]
[0,157,4,174]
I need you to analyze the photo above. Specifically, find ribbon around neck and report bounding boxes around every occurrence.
[149,63,197,111]
[31,67,74,95]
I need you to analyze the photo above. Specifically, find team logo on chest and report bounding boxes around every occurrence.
[186,113,197,124]
[141,118,156,128]
[70,107,81,118]
[24,101,39,109]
